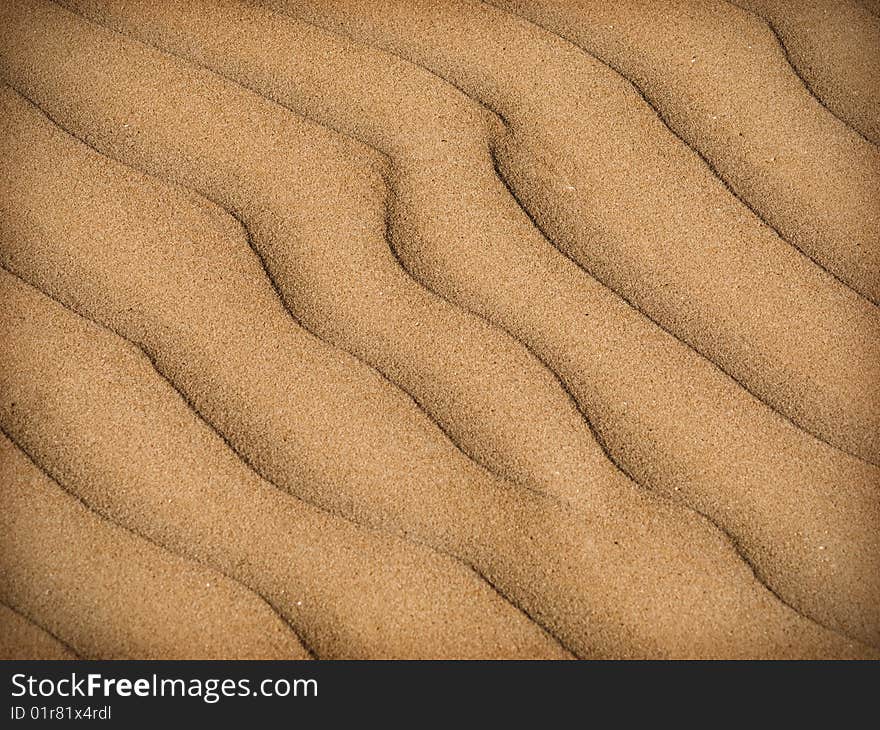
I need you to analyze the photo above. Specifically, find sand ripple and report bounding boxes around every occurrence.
[1,0,877,658]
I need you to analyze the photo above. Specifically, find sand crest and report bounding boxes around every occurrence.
[0,0,877,659]
[0,604,77,660]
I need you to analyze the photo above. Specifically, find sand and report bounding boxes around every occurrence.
[0,604,77,660]
[732,0,880,146]
[0,0,877,659]
[0,432,311,660]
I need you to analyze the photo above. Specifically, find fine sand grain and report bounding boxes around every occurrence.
[1,0,878,659]
[0,604,78,660]
[731,0,880,146]
[0,432,311,660]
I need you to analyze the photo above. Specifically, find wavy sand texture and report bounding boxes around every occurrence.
[264,0,880,467]
[0,0,878,658]
[51,0,621,503]
[489,0,880,303]
[732,0,880,145]
[243,0,879,642]
[4,0,880,648]
[0,433,310,660]
[0,270,567,660]
[4,86,866,660]
[0,146,563,657]
[0,604,77,660]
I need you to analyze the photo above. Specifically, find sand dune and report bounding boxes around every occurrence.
[0,0,877,659]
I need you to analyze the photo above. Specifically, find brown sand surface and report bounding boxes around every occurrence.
[733,0,880,146]
[0,247,564,660]
[0,433,311,659]
[0,604,77,660]
[487,0,880,306]
[0,0,878,658]
[259,0,880,464]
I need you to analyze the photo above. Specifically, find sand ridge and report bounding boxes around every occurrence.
[0,266,569,660]
[0,603,78,660]
[1,0,878,658]
[5,85,870,658]
[256,0,880,465]
[1,266,870,659]
[731,0,880,146]
[488,0,880,303]
[0,432,311,660]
